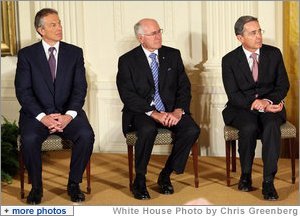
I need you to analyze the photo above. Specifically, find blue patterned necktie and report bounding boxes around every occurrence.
[48,47,56,81]
[149,53,165,112]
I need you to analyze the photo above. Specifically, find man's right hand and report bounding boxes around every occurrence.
[265,102,283,113]
[150,110,169,126]
[41,113,62,133]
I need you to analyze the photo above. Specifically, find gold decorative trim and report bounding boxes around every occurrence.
[1,1,18,56]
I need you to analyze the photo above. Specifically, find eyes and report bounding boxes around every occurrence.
[142,29,163,37]
[46,20,62,29]
[50,21,61,28]
[244,29,265,37]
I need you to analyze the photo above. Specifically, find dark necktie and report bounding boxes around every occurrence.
[149,53,165,112]
[48,47,56,81]
[251,53,258,82]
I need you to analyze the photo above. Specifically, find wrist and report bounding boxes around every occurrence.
[177,108,185,115]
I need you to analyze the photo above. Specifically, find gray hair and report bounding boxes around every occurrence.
[134,21,144,38]
[34,8,58,35]
[234,15,258,35]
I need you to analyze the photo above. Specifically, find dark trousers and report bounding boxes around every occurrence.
[19,111,94,188]
[230,110,284,181]
[133,114,200,181]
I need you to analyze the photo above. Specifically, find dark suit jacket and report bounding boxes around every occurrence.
[117,45,191,134]
[15,41,87,120]
[221,44,290,125]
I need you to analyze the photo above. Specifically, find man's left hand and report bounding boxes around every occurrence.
[164,108,183,127]
[250,99,270,111]
[55,114,73,131]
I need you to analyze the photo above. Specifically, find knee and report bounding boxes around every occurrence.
[20,133,42,151]
[239,123,259,137]
[187,124,200,138]
[137,125,158,139]
[77,128,95,145]
[263,119,281,132]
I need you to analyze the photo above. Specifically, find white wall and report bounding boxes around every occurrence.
[1,1,283,156]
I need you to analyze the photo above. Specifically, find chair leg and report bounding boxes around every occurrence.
[128,145,134,191]
[231,141,236,172]
[226,141,231,186]
[191,142,199,188]
[86,160,91,194]
[289,138,296,184]
[19,151,25,199]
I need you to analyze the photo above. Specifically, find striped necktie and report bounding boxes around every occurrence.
[48,47,56,81]
[251,53,258,82]
[149,53,165,112]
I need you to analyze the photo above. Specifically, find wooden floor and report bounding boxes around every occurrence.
[1,152,299,205]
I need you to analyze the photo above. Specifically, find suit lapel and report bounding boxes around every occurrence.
[36,42,54,94]
[135,46,154,87]
[257,46,269,83]
[237,46,255,84]
[55,42,67,87]
[158,47,168,89]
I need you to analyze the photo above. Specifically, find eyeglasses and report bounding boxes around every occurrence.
[142,29,163,37]
[243,29,265,37]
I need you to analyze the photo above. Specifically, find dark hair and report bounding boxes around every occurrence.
[34,8,58,35]
[234,15,258,35]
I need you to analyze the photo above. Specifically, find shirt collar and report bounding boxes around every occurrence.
[42,40,60,54]
[141,45,158,58]
[242,46,260,59]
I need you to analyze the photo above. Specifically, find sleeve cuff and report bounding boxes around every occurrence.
[36,112,46,121]
[263,99,273,105]
[66,110,77,119]
[145,110,154,116]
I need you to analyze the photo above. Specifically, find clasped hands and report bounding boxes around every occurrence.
[250,99,283,113]
[151,108,183,127]
[41,113,73,134]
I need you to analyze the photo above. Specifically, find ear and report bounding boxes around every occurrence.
[37,27,44,36]
[137,34,144,44]
[236,35,244,43]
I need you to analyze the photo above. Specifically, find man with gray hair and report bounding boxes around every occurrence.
[117,18,200,200]
[222,15,289,200]
[15,8,94,204]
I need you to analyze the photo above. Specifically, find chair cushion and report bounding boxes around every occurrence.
[126,128,173,146]
[17,135,72,151]
[280,121,297,138]
[224,121,296,141]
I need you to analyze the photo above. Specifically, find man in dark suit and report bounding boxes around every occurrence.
[15,8,94,204]
[117,18,200,200]
[222,16,290,200]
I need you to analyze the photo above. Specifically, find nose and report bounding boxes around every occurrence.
[57,23,62,31]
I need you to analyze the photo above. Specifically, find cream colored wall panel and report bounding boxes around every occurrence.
[1,81,20,123]
[1,99,20,123]
[113,1,174,42]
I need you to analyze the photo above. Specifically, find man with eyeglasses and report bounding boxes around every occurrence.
[117,18,200,200]
[222,16,290,200]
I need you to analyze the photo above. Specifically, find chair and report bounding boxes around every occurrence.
[126,128,199,191]
[224,121,296,187]
[17,135,91,199]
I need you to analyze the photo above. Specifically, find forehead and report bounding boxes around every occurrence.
[141,20,160,31]
[243,21,260,31]
[43,13,60,23]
